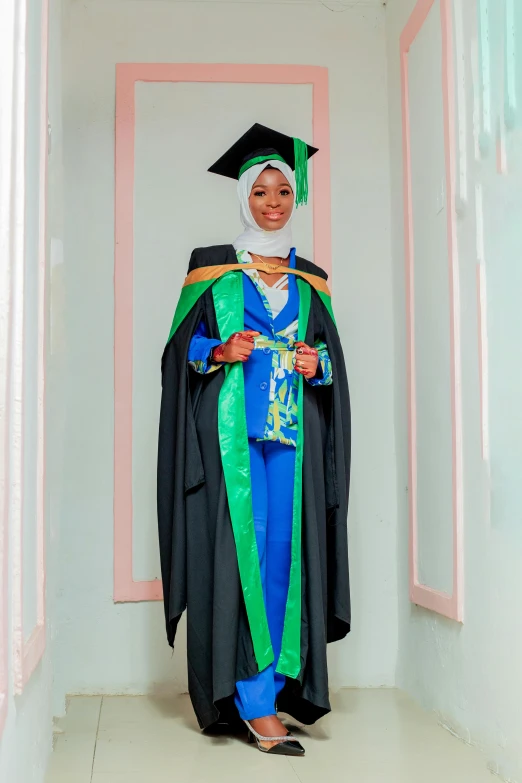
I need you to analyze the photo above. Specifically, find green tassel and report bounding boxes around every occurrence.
[293,137,309,208]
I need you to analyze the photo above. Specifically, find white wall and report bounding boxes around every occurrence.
[47,0,67,719]
[386,0,522,779]
[0,0,56,780]
[50,0,398,705]
[0,658,53,783]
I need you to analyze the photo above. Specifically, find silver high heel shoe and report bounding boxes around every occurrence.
[244,719,305,756]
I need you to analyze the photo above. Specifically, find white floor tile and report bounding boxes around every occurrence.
[45,773,92,783]
[54,696,102,735]
[45,690,495,783]
[98,694,190,726]
[45,749,93,783]
[45,698,101,783]
[286,690,494,783]
[91,757,300,783]
[97,694,200,745]
[51,732,97,762]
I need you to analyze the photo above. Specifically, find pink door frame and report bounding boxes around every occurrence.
[114,63,332,602]
[401,0,464,622]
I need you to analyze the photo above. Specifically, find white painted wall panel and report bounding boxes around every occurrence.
[408,0,453,595]
[387,0,522,779]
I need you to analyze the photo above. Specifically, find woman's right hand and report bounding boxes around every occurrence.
[211,331,260,364]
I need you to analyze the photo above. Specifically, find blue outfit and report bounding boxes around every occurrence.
[235,439,296,719]
[187,249,332,719]
[188,249,332,446]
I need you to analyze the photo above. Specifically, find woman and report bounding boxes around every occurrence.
[157,124,351,756]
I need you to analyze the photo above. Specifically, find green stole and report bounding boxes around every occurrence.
[167,266,334,678]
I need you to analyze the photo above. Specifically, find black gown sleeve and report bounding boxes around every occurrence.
[157,300,206,646]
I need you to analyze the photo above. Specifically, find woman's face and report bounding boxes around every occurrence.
[248,167,294,232]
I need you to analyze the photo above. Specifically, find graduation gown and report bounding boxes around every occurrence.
[157,244,351,729]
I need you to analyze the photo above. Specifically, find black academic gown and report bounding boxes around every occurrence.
[157,244,351,729]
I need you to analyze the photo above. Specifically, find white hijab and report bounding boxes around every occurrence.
[232,160,295,259]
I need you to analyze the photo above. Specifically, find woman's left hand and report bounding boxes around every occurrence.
[294,342,319,379]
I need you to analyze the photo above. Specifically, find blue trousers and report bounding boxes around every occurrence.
[234,439,296,721]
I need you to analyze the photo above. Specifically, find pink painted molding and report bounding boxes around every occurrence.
[401,0,464,622]
[12,0,49,694]
[114,62,331,602]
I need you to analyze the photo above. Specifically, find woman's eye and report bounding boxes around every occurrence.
[280,189,291,196]
[253,190,265,197]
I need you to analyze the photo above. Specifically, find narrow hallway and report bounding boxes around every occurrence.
[2,0,522,780]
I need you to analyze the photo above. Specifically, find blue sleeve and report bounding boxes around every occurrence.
[306,339,333,387]
[188,321,223,374]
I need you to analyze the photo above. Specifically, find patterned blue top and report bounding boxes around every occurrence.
[188,250,332,447]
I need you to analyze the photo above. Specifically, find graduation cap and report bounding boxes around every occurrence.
[208,123,318,207]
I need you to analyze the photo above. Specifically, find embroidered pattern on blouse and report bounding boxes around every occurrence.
[187,251,333,447]
[237,250,332,447]
[188,354,222,375]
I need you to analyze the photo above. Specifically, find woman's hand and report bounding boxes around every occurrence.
[211,331,260,364]
[294,341,319,379]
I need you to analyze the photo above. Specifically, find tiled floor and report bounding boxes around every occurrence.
[45,689,494,783]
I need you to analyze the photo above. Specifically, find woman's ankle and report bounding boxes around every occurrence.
[249,715,285,732]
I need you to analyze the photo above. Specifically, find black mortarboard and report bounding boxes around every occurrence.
[208,123,318,206]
